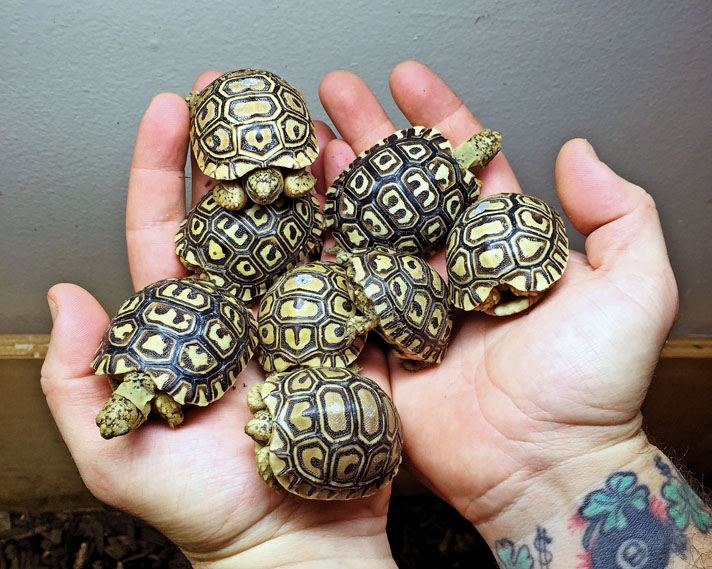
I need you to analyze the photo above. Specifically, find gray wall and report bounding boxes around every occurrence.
[1,0,710,334]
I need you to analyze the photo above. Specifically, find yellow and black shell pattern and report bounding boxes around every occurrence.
[256,366,403,500]
[257,262,368,372]
[446,193,569,313]
[175,192,324,303]
[340,247,453,367]
[188,69,319,180]
[324,127,479,257]
[92,278,257,406]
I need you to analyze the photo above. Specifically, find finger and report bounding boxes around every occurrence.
[323,138,357,188]
[189,70,224,207]
[317,138,357,259]
[126,93,192,290]
[555,138,678,319]
[389,60,521,197]
[356,342,392,397]
[41,284,113,460]
[311,120,337,200]
[389,60,485,146]
[319,70,396,155]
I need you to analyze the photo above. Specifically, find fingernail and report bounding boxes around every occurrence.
[47,293,58,323]
[584,139,599,160]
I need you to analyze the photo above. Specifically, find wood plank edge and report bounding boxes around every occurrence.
[0,334,51,359]
[1,334,711,360]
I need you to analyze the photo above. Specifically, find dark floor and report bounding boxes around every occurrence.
[0,494,496,568]
[4,462,708,568]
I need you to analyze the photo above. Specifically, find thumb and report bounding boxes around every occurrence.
[41,283,113,458]
[555,139,678,330]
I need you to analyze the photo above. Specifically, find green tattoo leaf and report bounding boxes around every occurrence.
[579,471,650,549]
[494,539,534,569]
[657,457,712,533]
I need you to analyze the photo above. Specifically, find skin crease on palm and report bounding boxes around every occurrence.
[40,60,678,565]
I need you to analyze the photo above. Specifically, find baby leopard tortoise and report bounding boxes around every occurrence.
[257,261,378,372]
[92,277,257,438]
[324,126,501,257]
[187,68,319,210]
[245,366,403,500]
[175,191,324,303]
[330,245,453,370]
[446,192,569,315]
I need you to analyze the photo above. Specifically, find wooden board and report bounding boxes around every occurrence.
[2,334,710,359]
[0,335,51,359]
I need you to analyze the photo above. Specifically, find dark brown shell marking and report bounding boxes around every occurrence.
[92,278,257,405]
[324,127,479,257]
[258,366,403,499]
[175,192,323,303]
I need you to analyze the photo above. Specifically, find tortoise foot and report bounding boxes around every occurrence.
[213,181,248,210]
[283,168,316,197]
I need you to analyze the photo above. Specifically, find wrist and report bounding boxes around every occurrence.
[474,431,653,541]
[184,516,397,569]
[476,438,712,568]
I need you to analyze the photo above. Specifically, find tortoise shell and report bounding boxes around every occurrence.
[92,278,257,405]
[252,366,403,499]
[188,69,319,180]
[174,192,324,303]
[446,193,569,314]
[257,261,371,372]
[324,126,480,257]
[335,247,453,368]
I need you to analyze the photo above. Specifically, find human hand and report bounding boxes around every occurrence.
[319,61,679,543]
[41,72,397,569]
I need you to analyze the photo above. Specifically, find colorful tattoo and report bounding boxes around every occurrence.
[493,456,710,569]
[495,538,534,569]
[534,526,553,569]
[576,455,710,568]
[495,526,551,569]
[578,469,675,567]
[655,456,712,536]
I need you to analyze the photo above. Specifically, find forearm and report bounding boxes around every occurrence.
[476,439,712,568]
[185,517,398,569]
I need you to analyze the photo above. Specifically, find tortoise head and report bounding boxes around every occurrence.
[244,167,284,205]
[245,409,273,445]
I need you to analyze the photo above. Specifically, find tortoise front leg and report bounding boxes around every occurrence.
[212,180,249,210]
[246,383,267,413]
[152,392,184,428]
[283,168,316,198]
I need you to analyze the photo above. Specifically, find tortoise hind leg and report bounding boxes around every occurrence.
[96,371,155,439]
